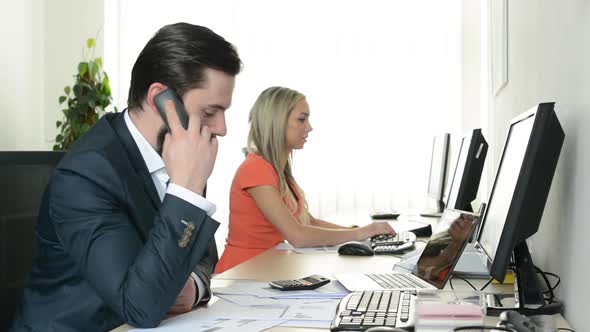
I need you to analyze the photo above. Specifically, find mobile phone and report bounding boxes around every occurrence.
[269,274,330,291]
[153,89,189,130]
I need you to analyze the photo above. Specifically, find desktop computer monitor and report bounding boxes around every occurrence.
[446,129,488,212]
[421,133,450,217]
[476,102,564,313]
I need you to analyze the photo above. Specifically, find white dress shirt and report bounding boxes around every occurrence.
[124,110,215,304]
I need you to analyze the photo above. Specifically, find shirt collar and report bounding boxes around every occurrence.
[124,110,165,174]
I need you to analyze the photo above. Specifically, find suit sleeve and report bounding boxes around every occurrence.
[192,238,218,303]
[49,151,219,328]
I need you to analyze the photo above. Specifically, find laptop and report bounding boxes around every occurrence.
[334,209,480,291]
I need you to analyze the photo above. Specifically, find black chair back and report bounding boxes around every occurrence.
[0,151,65,331]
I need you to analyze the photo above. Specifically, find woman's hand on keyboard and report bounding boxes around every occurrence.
[361,221,396,240]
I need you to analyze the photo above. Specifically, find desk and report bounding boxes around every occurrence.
[114,244,572,331]
[114,214,572,331]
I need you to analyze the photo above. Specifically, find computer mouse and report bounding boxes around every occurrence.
[338,242,374,256]
[365,327,406,332]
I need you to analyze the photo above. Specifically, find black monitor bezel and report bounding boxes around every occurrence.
[476,102,564,282]
[426,133,450,207]
[446,129,488,212]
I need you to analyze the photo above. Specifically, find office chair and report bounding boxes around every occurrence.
[0,151,65,331]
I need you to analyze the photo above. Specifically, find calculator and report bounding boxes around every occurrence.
[268,274,331,291]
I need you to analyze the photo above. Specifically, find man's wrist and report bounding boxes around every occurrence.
[190,272,207,306]
[167,184,216,216]
[187,182,205,196]
[191,276,199,306]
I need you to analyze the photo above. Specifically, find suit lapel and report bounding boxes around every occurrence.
[109,112,161,210]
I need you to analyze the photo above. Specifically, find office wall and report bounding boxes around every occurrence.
[0,0,45,150]
[489,1,589,329]
[0,0,104,150]
[460,0,482,134]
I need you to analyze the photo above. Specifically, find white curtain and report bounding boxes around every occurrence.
[104,0,462,252]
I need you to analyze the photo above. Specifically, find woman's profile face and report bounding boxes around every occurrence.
[285,98,313,150]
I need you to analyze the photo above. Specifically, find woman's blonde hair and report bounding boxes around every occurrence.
[247,86,311,224]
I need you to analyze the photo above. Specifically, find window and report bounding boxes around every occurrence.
[104,0,462,251]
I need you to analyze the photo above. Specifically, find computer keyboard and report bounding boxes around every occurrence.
[366,273,429,289]
[370,232,417,255]
[371,232,417,246]
[330,290,416,331]
[372,242,415,255]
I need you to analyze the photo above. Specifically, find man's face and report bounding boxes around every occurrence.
[157,68,236,153]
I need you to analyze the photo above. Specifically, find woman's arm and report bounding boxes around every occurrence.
[309,218,353,229]
[247,185,394,247]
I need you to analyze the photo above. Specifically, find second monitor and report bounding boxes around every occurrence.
[420,133,450,217]
[446,129,488,212]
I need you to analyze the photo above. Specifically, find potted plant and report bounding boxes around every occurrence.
[53,38,118,150]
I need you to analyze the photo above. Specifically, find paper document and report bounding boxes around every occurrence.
[130,297,339,331]
[279,299,340,320]
[212,279,348,299]
[280,319,331,329]
[217,294,339,307]
[196,318,283,332]
[275,242,340,254]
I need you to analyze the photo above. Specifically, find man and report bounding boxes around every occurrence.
[11,23,242,331]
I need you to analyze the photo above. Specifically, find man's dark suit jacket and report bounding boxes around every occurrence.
[10,112,219,331]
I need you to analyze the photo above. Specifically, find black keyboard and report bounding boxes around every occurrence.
[371,232,417,246]
[330,290,416,331]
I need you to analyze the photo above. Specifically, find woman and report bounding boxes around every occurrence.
[215,87,395,273]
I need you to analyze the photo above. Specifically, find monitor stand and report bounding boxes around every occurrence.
[419,199,444,218]
[485,242,563,316]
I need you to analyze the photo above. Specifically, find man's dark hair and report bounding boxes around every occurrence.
[127,22,242,110]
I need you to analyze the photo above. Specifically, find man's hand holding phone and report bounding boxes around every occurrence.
[161,100,217,196]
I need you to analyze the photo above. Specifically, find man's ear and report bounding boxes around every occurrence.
[145,83,168,113]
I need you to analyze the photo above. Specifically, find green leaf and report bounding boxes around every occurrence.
[87,38,96,49]
[95,57,102,68]
[73,85,82,97]
[56,121,62,128]
[59,96,67,104]
[52,144,60,151]
[102,76,111,95]
[78,62,88,76]
[56,134,63,142]
[64,86,71,95]
[88,61,98,78]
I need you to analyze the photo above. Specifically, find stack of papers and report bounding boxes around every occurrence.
[130,280,349,331]
[275,242,340,254]
[212,279,349,299]
[130,297,337,331]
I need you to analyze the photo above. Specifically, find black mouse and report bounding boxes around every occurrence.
[338,242,374,256]
[365,327,406,332]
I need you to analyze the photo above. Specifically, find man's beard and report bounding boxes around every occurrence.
[156,126,168,156]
